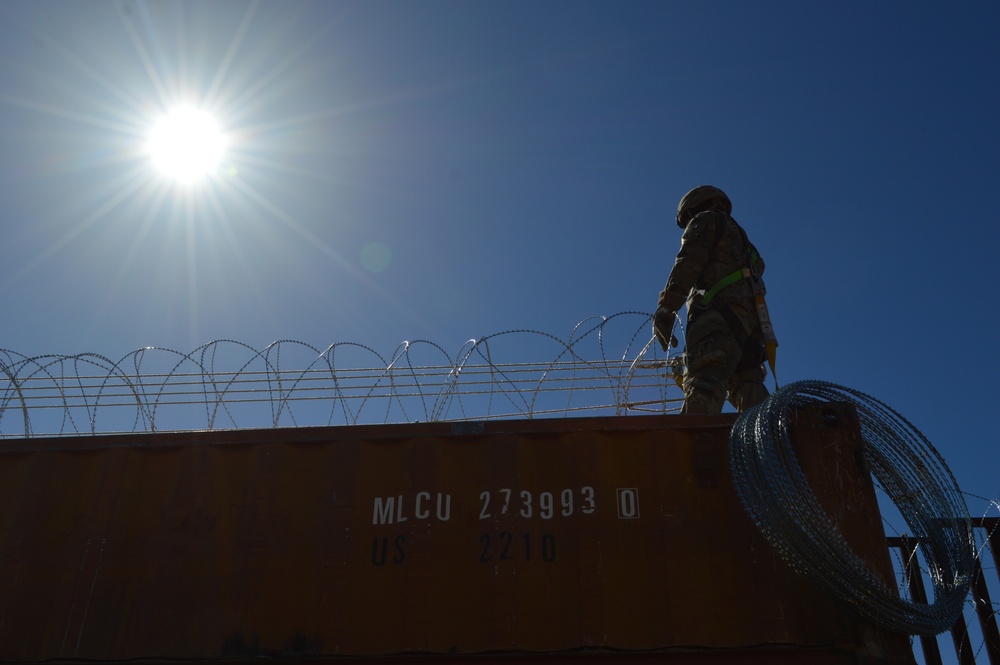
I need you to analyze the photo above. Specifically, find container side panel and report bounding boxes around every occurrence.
[0,411,912,663]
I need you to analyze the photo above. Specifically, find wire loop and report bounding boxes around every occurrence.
[730,380,975,635]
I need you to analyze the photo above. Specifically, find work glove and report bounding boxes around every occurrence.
[652,307,678,351]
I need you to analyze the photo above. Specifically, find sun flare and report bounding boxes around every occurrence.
[147,106,226,182]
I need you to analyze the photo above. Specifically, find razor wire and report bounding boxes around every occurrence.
[0,312,686,438]
[883,499,1000,663]
[730,380,977,635]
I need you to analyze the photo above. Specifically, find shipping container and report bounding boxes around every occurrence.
[0,403,913,664]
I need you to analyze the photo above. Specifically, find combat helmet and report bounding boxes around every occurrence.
[676,185,732,229]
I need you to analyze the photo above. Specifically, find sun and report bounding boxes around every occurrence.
[146,106,226,182]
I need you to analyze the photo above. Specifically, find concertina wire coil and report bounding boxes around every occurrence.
[729,380,976,635]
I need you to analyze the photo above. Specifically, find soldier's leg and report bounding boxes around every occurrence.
[727,365,769,412]
[726,335,769,412]
[681,310,741,414]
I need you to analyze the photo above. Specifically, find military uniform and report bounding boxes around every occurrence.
[655,187,769,414]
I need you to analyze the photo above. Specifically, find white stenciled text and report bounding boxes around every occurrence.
[478,486,596,520]
[372,492,452,525]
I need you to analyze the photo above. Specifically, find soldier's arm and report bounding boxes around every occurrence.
[754,246,765,277]
[657,212,720,311]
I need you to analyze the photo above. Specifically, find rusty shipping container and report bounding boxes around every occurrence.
[0,404,913,664]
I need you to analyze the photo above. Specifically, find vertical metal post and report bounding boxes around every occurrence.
[896,537,944,665]
[972,518,1000,665]
[980,517,1000,576]
[950,611,977,665]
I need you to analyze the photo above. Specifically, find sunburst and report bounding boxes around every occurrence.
[146,105,226,183]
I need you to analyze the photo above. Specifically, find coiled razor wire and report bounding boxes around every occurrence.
[0,312,686,437]
[730,380,976,635]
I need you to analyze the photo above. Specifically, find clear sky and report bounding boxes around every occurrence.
[0,1,997,514]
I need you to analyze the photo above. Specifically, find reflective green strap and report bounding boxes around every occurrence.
[701,268,750,306]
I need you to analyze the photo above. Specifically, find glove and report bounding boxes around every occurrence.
[652,307,678,351]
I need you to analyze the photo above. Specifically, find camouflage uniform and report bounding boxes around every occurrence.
[657,197,769,414]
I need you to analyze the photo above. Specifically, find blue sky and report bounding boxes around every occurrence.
[0,1,997,514]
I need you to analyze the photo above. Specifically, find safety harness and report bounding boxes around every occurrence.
[695,218,779,388]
